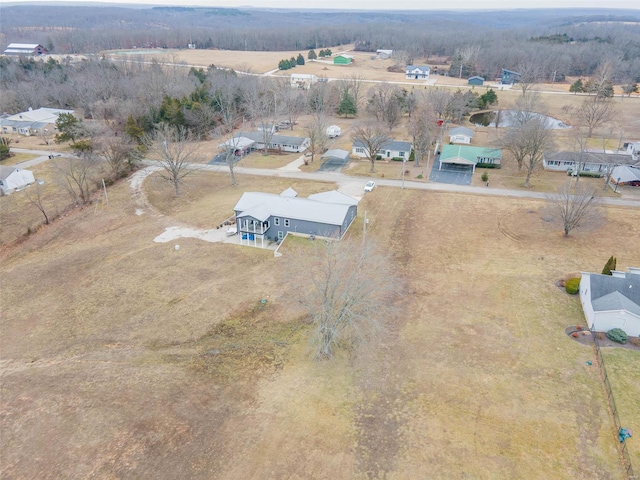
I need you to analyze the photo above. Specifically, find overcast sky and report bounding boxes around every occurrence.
[2,0,639,10]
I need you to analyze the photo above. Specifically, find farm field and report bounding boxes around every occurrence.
[1,170,639,479]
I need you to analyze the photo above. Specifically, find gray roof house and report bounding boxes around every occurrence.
[543,151,636,174]
[405,65,430,80]
[448,127,474,144]
[233,189,358,247]
[352,139,412,160]
[0,107,74,136]
[237,131,310,153]
[610,165,640,186]
[580,268,640,337]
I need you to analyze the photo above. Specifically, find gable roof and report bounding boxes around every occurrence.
[611,165,640,183]
[502,68,521,75]
[406,65,430,73]
[6,43,42,49]
[238,131,309,146]
[449,127,474,138]
[6,108,74,124]
[589,272,640,316]
[440,145,502,164]
[234,191,357,226]
[353,139,412,152]
[544,151,636,166]
[0,166,18,181]
[468,76,485,81]
[321,149,350,160]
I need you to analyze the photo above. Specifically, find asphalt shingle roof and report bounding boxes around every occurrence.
[589,272,640,316]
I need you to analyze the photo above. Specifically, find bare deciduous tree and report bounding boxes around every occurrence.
[338,74,366,110]
[547,182,601,236]
[351,121,391,173]
[54,154,100,205]
[24,181,51,225]
[366,83,403,130]
[575,96,615,138]
[149,124,200,196]
[304,112,328,165]
[284,239,399,360]
[408,94,437,168]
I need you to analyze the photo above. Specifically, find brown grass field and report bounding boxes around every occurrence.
[1,167,639,479]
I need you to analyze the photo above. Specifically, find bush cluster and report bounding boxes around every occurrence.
[565,277,580,294]
[606,328,628,344]
[476,163,500,169]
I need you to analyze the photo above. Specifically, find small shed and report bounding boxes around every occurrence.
[333,55,353,65]
[448,127,474,145]
[0,166,36,195]
[376,49,393,59]
[468,76,485,86]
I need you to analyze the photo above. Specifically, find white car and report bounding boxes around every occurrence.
[364,181,376,192]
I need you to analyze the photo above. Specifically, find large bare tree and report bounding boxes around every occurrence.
[408,94,437,168]
[575,96,615,138]
[547,182,601,236]
[243,82,279,155]
[351,121,391,173]
[284,239,399,359]
[304,112,329,165]
[366,82,403,130]
[53,153,100,206]
[149,124,200,196]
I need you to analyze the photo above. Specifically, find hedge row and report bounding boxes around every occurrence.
[476,163,501,169]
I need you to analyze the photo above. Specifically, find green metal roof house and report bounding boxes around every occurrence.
[468,76,485,86]
[333,55,353,65]
[439,145,502,172]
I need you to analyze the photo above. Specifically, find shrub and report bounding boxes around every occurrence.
[375,155,382,160]
[391,157,404,162]
[602,256,616,275]
[606,328,628,344]
[476,162,500,169]
[416,174,423,179]
[571,332,579,338]
[578,171,602,178]
[565,277,580,294]
[481,172,489,182]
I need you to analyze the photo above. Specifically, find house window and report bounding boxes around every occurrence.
[356,147,365,154]
[399,152,405,157]
[264,221,270,229]
[284,219,290,227]
[278,231,284,240]
[274,218,280,226]
[548,160,560,166]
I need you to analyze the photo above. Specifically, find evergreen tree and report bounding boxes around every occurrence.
[569,79,584,94]
[297,53,305,65]
[54,113,83,143]
[308,49,317,60]
[478,89,498,109]
[602,256,617,275]
[337,90,357,117]
[318,50,326,58]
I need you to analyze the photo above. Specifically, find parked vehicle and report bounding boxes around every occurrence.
[326,125,341,138]
[364,181,376,192]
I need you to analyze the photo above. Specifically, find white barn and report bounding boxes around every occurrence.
[580,268,640,337]
[0,166,36,195]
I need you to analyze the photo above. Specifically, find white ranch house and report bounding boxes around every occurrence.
[0,107,74,137]
[220,132,310,154]
[580,268,640,337]
[542,151,637,174]
[405,65,430,80]
[352,139,412,160]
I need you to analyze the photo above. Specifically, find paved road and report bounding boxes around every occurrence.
[162,161,640,208]
[11,148,75,169]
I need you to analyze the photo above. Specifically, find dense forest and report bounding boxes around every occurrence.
[1,6,639,82]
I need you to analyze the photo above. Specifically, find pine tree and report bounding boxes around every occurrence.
[569,79,584,95]
[337,90,357,117]
[602,256,617,275]
[308,49,317,60]
[297,53,305,65]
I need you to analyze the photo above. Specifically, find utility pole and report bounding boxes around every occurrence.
[401,158,406,189]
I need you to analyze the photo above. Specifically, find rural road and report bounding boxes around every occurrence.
[11,148,74,169]
[190,162,640,208]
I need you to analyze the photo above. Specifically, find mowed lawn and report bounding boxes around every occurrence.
[1,170,639,479]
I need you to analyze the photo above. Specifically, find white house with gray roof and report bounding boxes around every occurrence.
[405,65,430,80]
[543,151,636,174]
[0,107,74,136]
[233,188,358,247]
[579,268,640,337]
[352,139,412,160]
[448,127,474,145]
[237,131,310,153]
[0,166,35,195]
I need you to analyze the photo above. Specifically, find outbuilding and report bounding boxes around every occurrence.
[468,76,485,86]
[333,55,353,65]
[3,43,49,56]
[0,166,36,195]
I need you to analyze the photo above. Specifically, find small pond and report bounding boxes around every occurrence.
[469,110,570,129]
